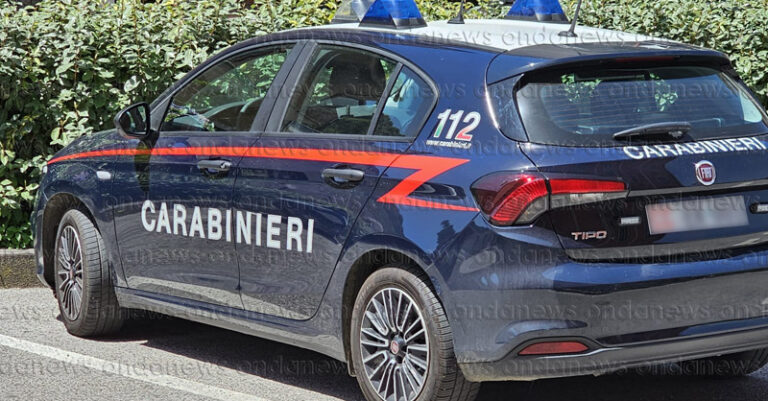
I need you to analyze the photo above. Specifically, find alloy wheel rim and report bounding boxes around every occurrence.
[360,287,429,401]
[57,225,83,320]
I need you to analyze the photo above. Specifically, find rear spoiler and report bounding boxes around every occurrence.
[487,41,732,84]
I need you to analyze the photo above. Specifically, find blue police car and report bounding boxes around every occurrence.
[33,0,768,400]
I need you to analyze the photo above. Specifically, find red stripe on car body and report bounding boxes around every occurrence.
[48,147,478,212]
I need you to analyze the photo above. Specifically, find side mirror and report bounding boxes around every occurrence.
[115,102,151,139]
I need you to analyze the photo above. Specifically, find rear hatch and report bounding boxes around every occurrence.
[490,55,768,262]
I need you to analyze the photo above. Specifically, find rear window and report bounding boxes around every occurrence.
[492,64,768,147]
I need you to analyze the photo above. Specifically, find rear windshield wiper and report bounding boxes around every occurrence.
[612,122,692,141]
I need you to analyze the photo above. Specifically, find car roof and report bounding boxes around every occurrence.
[217,19,729,86]
[310,19,659,52]
[307,20,728,81]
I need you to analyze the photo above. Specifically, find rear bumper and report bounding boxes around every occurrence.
[459,318,768,381]
[438,216,768,382]
[446,264,768,381]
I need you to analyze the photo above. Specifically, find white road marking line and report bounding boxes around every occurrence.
[0,334,269,401]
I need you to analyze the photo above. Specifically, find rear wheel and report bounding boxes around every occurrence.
[54,209,124,337]
[677,349,768,376]
[350,267,479,401]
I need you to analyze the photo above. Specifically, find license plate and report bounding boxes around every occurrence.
[646,196,749,235]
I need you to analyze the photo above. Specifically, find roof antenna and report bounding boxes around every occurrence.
[559,0,583,38]
[448,0,468,24]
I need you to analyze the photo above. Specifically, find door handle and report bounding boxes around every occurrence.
[197,159,232,173]
[322,168,365,183]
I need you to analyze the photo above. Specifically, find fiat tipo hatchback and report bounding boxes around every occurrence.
[34,1,768,400]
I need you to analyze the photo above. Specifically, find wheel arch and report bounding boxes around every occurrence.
[338,236,440,376]
[40,192,98,288]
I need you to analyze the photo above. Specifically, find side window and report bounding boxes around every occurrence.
[162,46,292,132]
[373,67,435,137]
[281,46,396,136]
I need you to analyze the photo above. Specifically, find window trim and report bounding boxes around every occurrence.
[367,63,404,137]
[266,40,439,143]
[150,40,304,137]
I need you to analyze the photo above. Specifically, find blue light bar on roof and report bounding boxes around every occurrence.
[332,0,427,29]
[505,0,569,23]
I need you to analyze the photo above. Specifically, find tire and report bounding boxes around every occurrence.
[677,348,768,377]
[350,266,479,401]
[53,208,124,337]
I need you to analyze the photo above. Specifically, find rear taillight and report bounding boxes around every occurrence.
[471,172,626,226]
[470,173,548,226]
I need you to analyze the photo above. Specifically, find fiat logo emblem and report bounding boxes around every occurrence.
[695,161,716,186]
[389,340,400,355]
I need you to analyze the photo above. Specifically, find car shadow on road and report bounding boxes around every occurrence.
[98,314,365,400]
[96,314,768,401]
[478,374,766,401]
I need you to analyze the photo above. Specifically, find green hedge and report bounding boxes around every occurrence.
[0,0,338,247]
[1,0,767,248]
[573,0,768,106]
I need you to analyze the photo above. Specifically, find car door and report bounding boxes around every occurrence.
[233,43,437,319]
[112,43,300,307]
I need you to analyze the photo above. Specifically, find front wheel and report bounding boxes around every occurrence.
[350,267,479,401]
[54,209,124,337]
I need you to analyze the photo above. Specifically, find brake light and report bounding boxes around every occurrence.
[471,173,548,226]
[471,173,626,226]
[613,56,678,63]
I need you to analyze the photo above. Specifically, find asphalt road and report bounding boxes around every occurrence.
[2,288,768,401]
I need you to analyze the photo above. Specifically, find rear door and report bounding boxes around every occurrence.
[493,60,768,261]
[113,43,298,306]
[233,43,436,319]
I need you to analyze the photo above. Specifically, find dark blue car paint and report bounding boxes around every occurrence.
[232,135,412,319]
[522,141,768,253]
[35,27,768,381]
[34,129,124,288]
[111,133,256,307]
